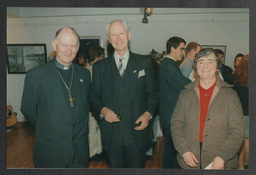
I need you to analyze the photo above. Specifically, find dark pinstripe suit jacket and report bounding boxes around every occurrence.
[90,51,158,151]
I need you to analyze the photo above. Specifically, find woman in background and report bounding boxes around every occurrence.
[232,55,249,169]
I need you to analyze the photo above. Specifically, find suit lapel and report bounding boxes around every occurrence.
[123,52,139,96]
[104,53,139,100]
[105,56,117,94]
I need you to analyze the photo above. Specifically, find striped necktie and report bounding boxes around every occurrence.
[118,57,125,76]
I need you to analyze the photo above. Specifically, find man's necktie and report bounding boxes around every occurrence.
[118,57,125,76]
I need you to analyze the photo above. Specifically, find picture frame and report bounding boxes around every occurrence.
[78,36,103,55]
[201,45,226,64]
[7,44,47,74]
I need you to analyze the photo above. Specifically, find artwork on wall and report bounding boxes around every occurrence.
[7,44,47,74]
[77,36,102,57]
[201,45,226,64]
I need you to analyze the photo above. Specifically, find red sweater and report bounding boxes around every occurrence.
[199,79,217,142]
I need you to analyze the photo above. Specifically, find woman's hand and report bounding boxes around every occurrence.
[182,152,199,168]
[211,156,224,169]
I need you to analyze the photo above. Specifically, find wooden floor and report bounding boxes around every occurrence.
[6,123,164,168]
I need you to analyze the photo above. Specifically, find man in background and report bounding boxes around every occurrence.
[179,42,201,78]
[159,36,191,169]
[215,49,233,82]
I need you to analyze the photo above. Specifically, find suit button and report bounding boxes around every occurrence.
[207,118,210,121]
[205,134,208,137]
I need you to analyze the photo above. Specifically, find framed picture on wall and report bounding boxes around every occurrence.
[201,45,226,64]
[78,36,102,57]
[7,44,47,74]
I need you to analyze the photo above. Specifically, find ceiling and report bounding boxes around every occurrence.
[7,7,249,19]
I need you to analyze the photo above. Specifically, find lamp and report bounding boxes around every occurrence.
[145,8,153,15]
[142,8,153,23]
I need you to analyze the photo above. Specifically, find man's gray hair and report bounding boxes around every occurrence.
[106,19,130,38]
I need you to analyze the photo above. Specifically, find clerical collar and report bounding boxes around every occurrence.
[54,58,72,70]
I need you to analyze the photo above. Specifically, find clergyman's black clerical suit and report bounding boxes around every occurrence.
[21,59,91,168]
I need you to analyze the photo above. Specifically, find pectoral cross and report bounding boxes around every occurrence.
[67,92,75,107]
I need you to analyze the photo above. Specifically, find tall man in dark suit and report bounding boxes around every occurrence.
[90,19,158,168]
[159,36,191,168]
[21,27,91,168]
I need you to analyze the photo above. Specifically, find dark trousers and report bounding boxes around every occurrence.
[35,154,88,168]
[107,128,146,168]
[66,154,88,168]
[163,130,179,168]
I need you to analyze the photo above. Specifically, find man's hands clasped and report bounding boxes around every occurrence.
[101,107,151,131]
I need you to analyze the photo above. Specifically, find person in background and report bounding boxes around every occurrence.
[86,46,105,77]
[171,48,244,169]
[77,51,88,68]
[21,27,91,168]
[89,19,158,168]
[215,49,233,82]
[179,42,201,78]
[86,45,105,161]
[47,51,56,63]
[159,36,191,169]
[226,53,244,85]
[228,54,249,169]
[107,42,115,57]
[234,53,244,70]
[145,49,164,160]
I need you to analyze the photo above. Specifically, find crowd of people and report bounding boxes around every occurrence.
[21,19,249,169]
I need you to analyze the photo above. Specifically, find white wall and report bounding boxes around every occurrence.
[7,9,249,121]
